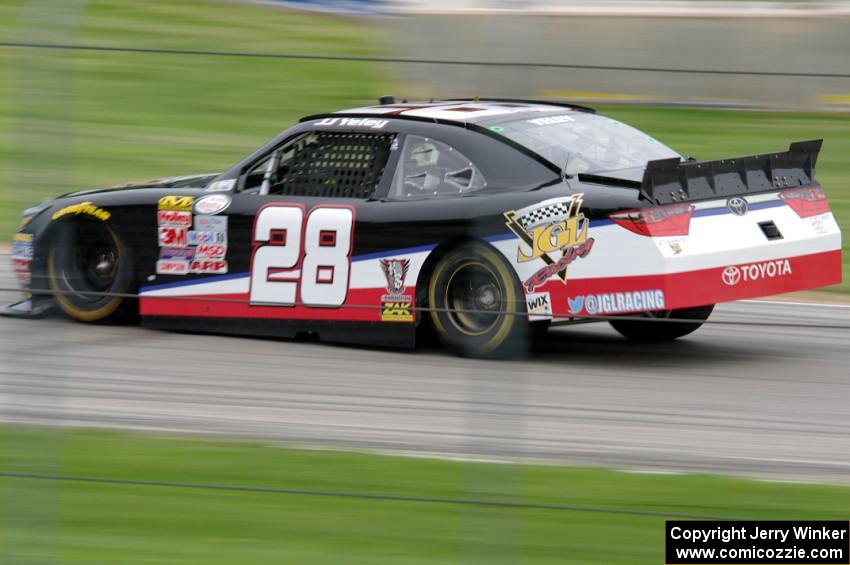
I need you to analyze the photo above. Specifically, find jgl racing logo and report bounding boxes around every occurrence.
[504,194,594,292]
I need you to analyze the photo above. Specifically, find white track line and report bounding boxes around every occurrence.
[743,299,850,309]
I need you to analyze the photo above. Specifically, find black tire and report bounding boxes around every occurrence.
[47,219,136,323]
[427,242,527,358]
[609,305,714,342]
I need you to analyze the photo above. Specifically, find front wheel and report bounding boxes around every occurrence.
[609,305,714,342]
[47,219,136,323]
[428,242,527,358]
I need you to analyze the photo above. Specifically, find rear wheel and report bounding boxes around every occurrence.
[428,242,527,358]
[47,220,135,323]
[609,305,714,342]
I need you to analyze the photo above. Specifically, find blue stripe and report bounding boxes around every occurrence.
[142,199,789,294]
[352,243,436,262]
[141,272,248,293]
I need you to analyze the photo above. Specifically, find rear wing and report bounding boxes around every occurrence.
[641,139,822,205]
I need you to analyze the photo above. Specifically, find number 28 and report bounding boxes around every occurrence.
[249,204,354,307]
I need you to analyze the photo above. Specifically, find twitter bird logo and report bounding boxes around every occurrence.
[567,296,584,314]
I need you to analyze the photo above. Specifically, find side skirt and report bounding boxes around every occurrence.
[141,316,417,349]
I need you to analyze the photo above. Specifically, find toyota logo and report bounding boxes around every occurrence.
[727,197,748,216]
[722,266,742,286]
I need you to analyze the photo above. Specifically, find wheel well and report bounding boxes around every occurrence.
[33,217,140,296]
[414,236,521,323]
[414,236,476,311]
[30,218,73,293]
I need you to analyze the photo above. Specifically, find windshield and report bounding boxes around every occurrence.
[489,113,681,176]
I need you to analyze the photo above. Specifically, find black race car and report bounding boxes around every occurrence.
[6,99,841,356]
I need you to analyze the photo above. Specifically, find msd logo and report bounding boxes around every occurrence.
[722,259,792,286]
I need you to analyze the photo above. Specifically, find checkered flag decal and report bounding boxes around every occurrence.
[516,199,574,229]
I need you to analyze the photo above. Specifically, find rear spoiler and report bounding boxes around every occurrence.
[641,139,822,205]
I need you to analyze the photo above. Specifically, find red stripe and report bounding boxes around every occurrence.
[541,249,841,315]
[140,288,400,322]
[140,250,841,322]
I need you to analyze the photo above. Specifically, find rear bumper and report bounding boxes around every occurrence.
[496,194,842,319]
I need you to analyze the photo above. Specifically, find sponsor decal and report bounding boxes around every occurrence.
[18,216,32,230]
[381,301,414,322]
[726,196,749,216]
[195,244,226,259]
[158,195,194,211]
[657,237,685,256]
[569,289,666,316]
[526,292,552,321]
[158,226,188,247]
[194,194,231,215]
[721,266,741,286]
[52,201,111,222]
[190,258,228,274]
[157,210,192,228]
[12,255,32,286]
[504,194,593,291]
[721,259,792,286]
[156,259,190,275]
[194,215,227,232]
[159,247,194,260]
[206,179,235,192]
[379,258,413,322]
[12,238,33,260]
[188,230,227,245]
[810,213,829,235]
[380,258,410,298]
[527,115,575,126]
[315,117,388,130]
[11,234,32,286]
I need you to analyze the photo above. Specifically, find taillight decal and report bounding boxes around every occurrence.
[779,187,830,218]
[609,204,695,237]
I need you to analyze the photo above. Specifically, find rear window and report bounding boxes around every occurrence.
[489,113,680,175]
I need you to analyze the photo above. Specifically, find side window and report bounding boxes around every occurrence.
[244,132,394,199]
[390,135,486,200]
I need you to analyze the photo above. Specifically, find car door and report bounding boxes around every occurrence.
[220,128,399,322]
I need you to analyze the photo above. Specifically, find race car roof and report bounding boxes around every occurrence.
[321,99,595,125]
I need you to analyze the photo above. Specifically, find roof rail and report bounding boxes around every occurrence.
[439,98,596,114]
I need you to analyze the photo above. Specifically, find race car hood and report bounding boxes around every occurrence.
[55,172,220,199]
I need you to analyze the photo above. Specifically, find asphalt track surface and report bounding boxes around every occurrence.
[1,260,849,483]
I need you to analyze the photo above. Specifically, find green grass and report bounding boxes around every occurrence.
[2,426,849,564]
[0,1,847,292]
[0,0,383,232]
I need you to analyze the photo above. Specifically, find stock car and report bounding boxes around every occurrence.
[5,98,842,357]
